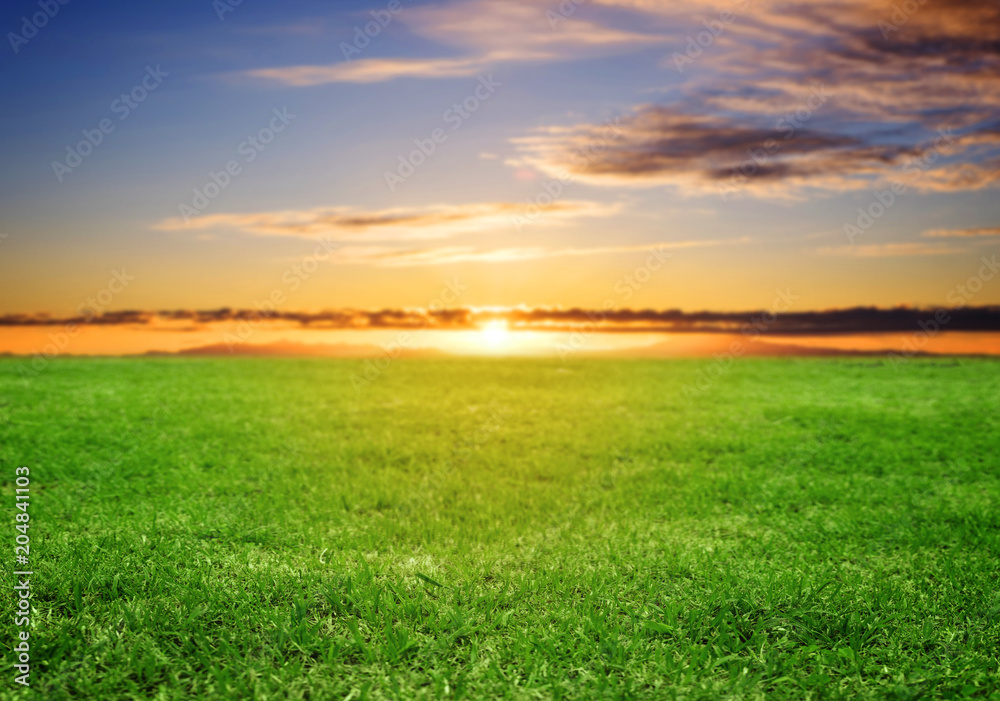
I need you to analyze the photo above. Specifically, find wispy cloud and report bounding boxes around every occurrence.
[818,242,966,257]
[333,238,722,267]
[243,0,662,85]
[923,226,1000,238]
[153,200,716,268]
[246,56,493,85]
[155,201,620,241]
[405,0,657,51]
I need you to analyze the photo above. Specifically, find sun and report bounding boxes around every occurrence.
[479,320,510,349]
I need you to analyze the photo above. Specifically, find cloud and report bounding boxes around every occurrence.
[923,226,1000,238]
[243,0,663,85]
[818,243,966,257]
[506,0,1000,196]
[404,0,658,52]
[246,56,493,85]
[510,106,1000,198]
[154,201,721,268]
[241,0,1000,194]
[7,305,1000,335]
[155,201,619,241]
[332,238,721,267]
[509,104,924,195]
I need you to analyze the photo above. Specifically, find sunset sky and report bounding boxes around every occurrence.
[2,0,999,356]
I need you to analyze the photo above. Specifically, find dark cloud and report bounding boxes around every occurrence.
[512,0,1000,196]
[5,306,1000,335]
[516,106,915,190]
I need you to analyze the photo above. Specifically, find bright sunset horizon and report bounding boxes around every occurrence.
[3,0,999,358]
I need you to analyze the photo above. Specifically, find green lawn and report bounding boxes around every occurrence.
[2,358,999,700]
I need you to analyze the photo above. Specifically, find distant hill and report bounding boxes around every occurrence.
[143,340,449,358]
[595,338,935,358]
[0,339,951,359]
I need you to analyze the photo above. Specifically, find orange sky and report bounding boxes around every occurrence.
[4,321,1000,359]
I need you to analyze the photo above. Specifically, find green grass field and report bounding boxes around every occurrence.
[2,358,999,700]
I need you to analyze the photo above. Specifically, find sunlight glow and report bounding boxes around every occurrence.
[479,320,510,350]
